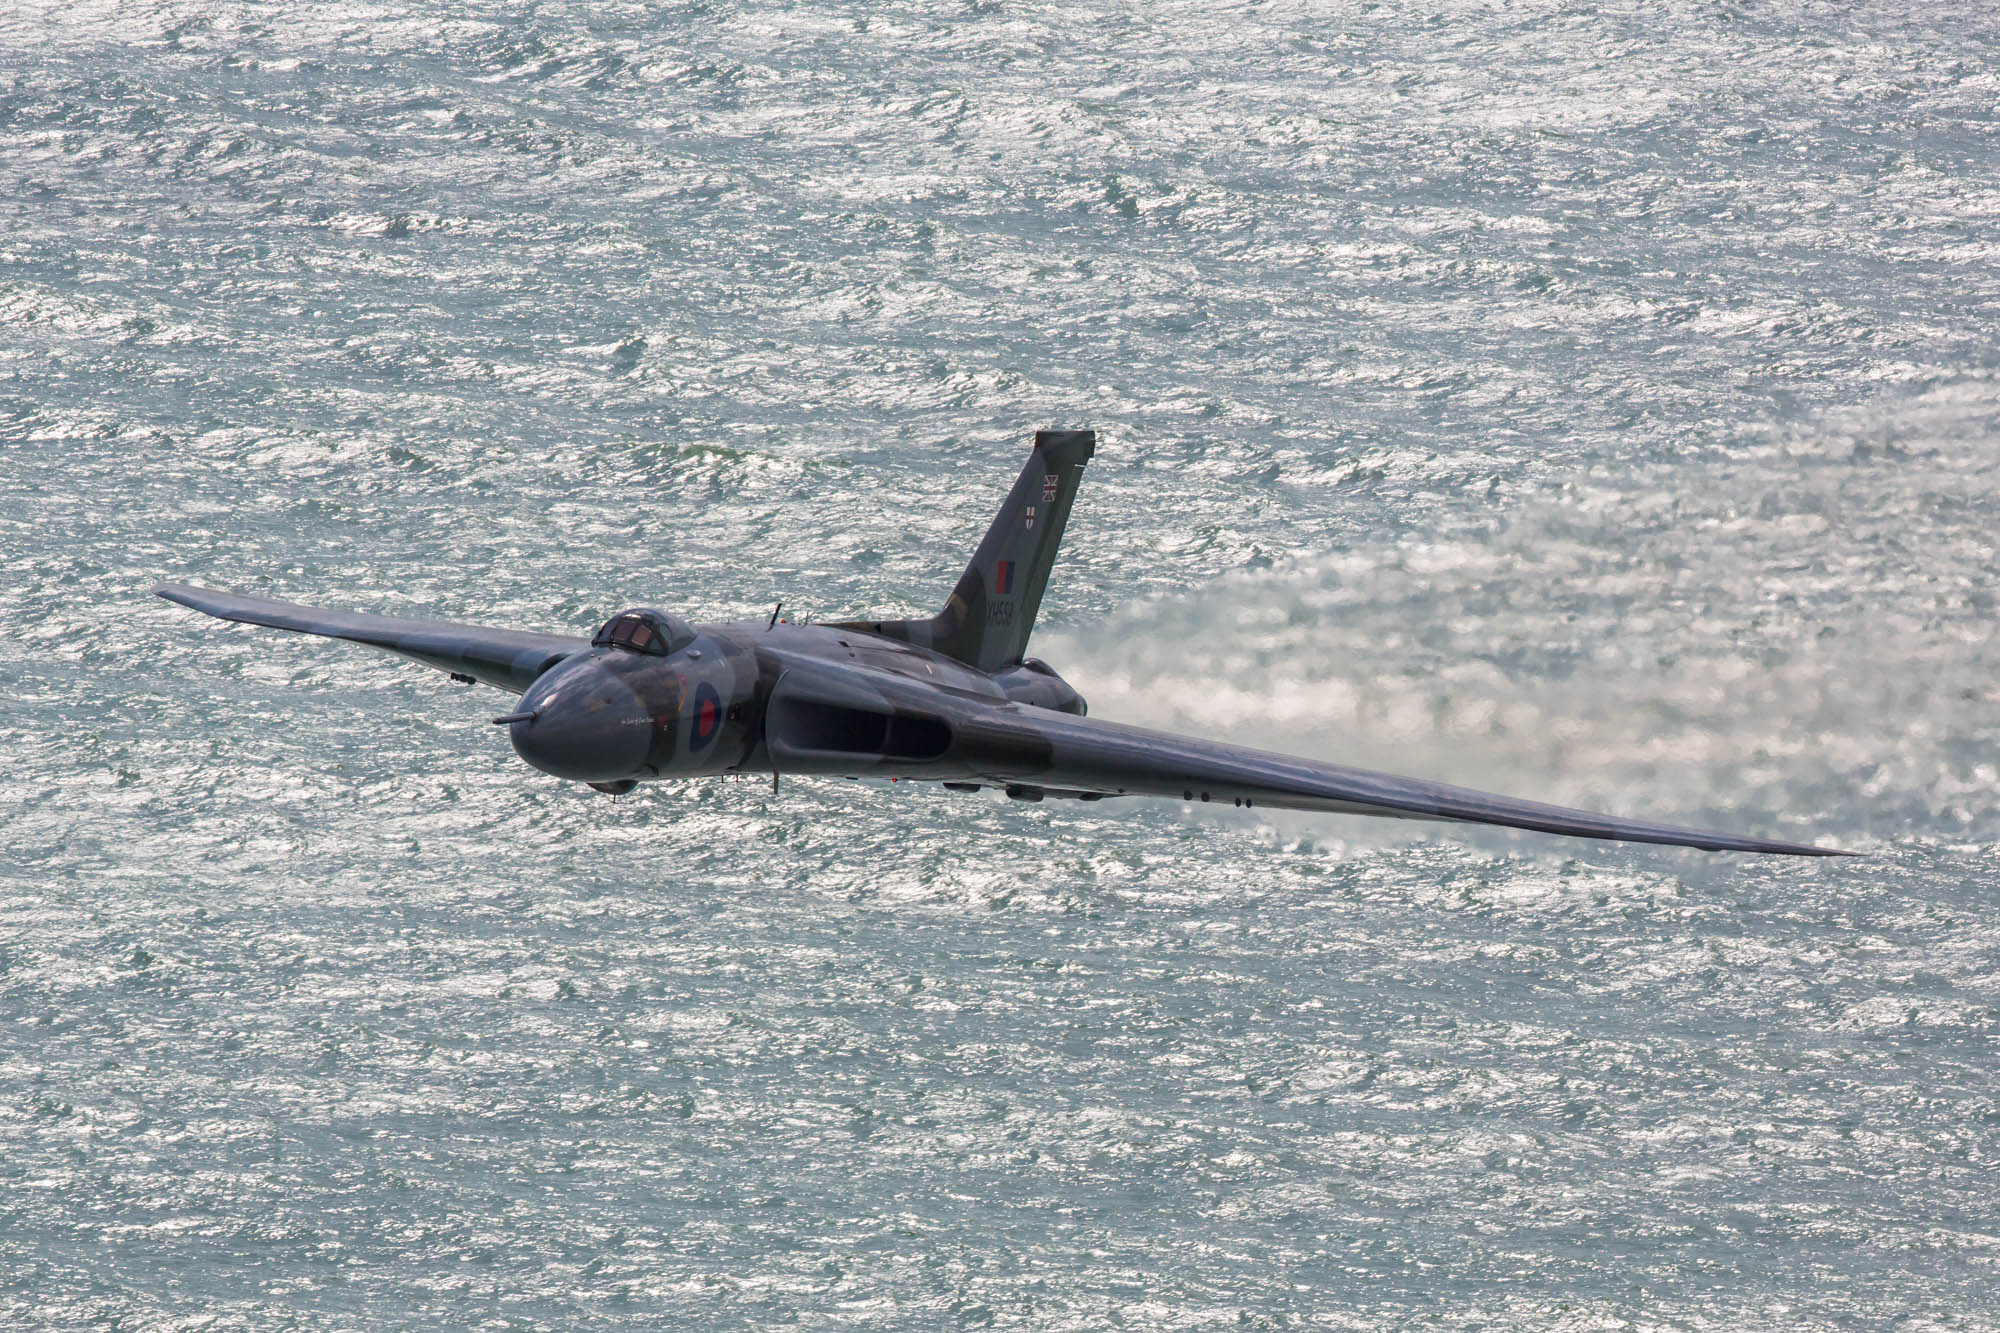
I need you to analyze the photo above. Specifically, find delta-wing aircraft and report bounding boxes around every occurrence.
[156,430,1849,855]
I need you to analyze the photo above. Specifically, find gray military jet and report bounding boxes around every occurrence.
[156,430,1849,855]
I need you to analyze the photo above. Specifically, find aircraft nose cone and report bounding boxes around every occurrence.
[508,667,651,784]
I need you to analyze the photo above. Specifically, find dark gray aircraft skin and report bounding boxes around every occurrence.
[156,430,1850,856]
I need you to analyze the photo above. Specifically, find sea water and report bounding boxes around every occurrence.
[3,2,1998,1327]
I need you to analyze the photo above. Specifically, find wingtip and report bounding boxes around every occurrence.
[1763,841,1863,858]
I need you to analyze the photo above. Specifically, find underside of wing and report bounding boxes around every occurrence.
[984,710,1850,855]
[744,653,1850,855]
[154,583,584,692]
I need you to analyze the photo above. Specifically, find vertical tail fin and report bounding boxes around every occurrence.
[841,429,1095,673]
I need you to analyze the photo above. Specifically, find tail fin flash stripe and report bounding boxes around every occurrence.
[839,430,1095,673]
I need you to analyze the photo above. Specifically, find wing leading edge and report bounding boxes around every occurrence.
[749,650,1851,855]
[154,583,584,692]
[961,699,1851,856]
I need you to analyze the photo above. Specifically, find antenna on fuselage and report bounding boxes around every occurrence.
[767,601,782,629]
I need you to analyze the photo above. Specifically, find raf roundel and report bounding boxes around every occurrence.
[690,680,724,751]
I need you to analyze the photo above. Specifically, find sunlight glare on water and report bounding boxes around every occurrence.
[4,2,1999,1328]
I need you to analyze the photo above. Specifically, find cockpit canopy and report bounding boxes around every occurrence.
[592,608,695,657]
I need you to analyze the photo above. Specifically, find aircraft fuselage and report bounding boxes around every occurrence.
[505,620,1084,792]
